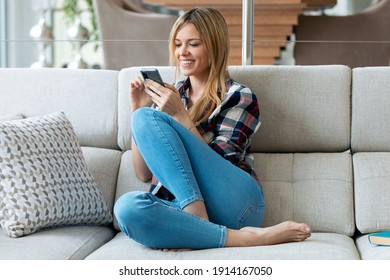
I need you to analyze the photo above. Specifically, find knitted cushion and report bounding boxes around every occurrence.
[0,111,112,238]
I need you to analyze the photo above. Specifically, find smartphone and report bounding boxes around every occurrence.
[140,68,165,86]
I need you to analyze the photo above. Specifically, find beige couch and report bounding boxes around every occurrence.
[0,65,389,260]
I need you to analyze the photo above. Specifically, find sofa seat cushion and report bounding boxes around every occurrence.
[86,232,359,260]
[353,152,390,234]
[0,226,115,260]
[254,152,355,236]
[355,234,390,260]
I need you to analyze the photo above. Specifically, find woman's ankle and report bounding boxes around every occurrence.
[183,200,209,221]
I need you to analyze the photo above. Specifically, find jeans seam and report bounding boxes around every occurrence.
[236,204,265,229]
[180,195,203,208]
[152,110,202,208]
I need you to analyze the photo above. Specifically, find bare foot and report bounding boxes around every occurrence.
[226,221,311,247]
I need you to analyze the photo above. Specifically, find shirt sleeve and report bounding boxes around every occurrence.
[209,85,261,166]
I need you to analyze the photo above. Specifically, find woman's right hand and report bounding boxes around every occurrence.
[129,76,153,112]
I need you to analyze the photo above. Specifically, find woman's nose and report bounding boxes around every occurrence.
[180,45,189,55]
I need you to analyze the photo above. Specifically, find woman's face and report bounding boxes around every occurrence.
[174,23,210,80]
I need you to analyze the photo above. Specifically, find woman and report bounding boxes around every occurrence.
[114,7,311,250]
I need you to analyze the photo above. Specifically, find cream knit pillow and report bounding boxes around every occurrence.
[0,111,112,238]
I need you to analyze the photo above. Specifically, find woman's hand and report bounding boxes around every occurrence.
[144,80,186,117]
[129,76,153,112]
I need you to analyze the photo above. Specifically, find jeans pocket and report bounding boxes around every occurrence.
[236,204,265,229]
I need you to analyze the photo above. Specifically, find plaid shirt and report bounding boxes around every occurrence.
[150,76,261,200]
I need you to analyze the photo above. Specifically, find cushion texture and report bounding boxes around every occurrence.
[0,111,112,238]
[228,65,351,153]
[352,67,390,152]
[86,232,360,260]
[117,65,351,153]
[81,147,122,212]
[0,113,24,121]
[0,226,115,260]
[254,152,355,236]
[0,68,119,149]
[356,234,390,260]
[353,152,390,234]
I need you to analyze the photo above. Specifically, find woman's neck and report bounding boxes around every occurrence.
[188,75,208,107]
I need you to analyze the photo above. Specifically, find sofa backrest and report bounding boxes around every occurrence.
[352,67,390,153]
[0,68,119,150]
[117,66,176,150]
[118,65,352,153]
[228,65,351,153]
[351,67,390,235]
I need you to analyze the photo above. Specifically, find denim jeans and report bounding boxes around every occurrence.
[114,107,265,249]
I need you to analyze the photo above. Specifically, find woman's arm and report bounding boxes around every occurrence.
[209,85,261,165]
[132,137,152,182]
[129,77,153,182]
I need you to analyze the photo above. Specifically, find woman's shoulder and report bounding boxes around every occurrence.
[225,78,258,104]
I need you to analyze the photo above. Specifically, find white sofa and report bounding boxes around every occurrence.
[0,65,389,260]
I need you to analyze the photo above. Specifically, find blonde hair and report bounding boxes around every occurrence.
[169,7,230,123]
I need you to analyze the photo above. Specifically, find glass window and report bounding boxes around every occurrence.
[0,0,7,67]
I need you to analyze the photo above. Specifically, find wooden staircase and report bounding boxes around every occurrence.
[144,0,336,65]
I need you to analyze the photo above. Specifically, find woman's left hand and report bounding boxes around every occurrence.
[144,79,185,117]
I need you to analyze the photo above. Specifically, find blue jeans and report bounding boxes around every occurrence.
[114,107,265,249]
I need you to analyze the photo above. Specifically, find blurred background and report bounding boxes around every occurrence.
[0,0,388,69]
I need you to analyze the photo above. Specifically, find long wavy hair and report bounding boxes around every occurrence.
[169,7,230,123]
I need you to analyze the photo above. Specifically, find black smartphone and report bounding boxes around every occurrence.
[140,68,165,86]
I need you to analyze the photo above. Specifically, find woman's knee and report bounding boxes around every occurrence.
[114,191,150,226]
[131,107,154,131]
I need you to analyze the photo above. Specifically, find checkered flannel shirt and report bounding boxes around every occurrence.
[150,76,261,201]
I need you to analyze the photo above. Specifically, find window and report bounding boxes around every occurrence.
[0,0,7,67]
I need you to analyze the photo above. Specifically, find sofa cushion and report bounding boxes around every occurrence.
[353,152,390,234]
[86,232,360,260]
[355,234,390,260]
[0,226,115,260]
[114,150,150,230]
[117,67,177,151]
[117,65,351,153]
[0,113,24,121]
[0,112,112,238]
[113,151,355,236]
[352,67,390,152]
[81,147,122,212]
[254,152,355,236]
[228,65,351,153]
[0,68,119,149]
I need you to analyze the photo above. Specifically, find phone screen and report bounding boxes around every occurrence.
[140,68,165,86]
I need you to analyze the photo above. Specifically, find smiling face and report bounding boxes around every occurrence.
[174,23,210,81]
